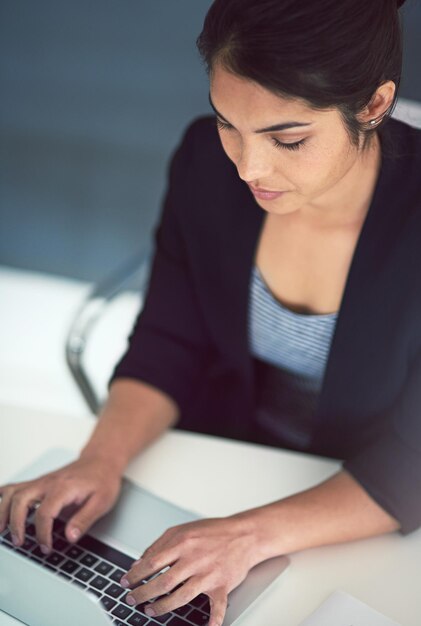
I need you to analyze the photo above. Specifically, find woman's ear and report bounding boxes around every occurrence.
[358,80,396,126]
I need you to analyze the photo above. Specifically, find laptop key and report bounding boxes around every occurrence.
[60,559,79,574]
[32,546,46,559]
[80,553,98,567]
[75,567,95,583]
[22,537,35,551]
[111,604,132,619]
[90,574,109,591]
[95,560,113,575]
[53,537,68,552]
[190,595,209,612]
[173,604,191,617]
[104,583,126,599]
[66,545,83,559]
[127,614,150,625]
[100,595,117,611]
[46,551,65,566]
[53,519,66,535]
[110,568,126,583]
[153,613,171,623]
[187,609,209,624]
[58,572,72,581]
[26,524,36,537]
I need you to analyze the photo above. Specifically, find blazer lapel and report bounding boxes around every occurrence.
[312,120,412,454]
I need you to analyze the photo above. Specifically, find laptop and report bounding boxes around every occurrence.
[0,448,289,626]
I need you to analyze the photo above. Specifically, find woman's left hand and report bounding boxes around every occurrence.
[120,513,266,626]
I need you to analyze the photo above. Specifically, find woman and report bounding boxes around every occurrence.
[1,0,420,624]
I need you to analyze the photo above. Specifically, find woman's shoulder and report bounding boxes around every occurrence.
[382,116,421,164]
[181,114,219,145]
[175,115,234,174]
[379,117,421,218]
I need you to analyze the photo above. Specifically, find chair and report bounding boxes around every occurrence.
[66,98,421,415]
[65,248,151,414]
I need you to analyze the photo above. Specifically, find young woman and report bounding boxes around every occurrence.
[1,1,420,625]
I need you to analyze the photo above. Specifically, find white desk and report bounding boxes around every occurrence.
[1,404,421,625]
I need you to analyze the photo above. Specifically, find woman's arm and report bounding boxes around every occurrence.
[0,377,179,549]
[238,469,400,560]
[79,377,179,474]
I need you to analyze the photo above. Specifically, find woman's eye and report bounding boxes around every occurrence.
[272,138,306,151]
[216,118,232,131]
[216,117,306,151]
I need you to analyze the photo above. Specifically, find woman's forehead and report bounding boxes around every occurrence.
[209,64,315,116]
[210,65,330,127]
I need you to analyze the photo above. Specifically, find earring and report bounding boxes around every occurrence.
[369,119,377,126]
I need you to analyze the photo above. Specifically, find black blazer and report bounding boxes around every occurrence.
[110,115,421,533]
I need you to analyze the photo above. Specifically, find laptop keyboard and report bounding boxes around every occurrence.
[0,511,210,625]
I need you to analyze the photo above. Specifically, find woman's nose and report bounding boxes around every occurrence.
[235,143,273,183]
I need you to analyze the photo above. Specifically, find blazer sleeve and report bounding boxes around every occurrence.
[343,347,421,534]
[108,122,212,414]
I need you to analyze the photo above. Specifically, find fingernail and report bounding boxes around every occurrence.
[69,528,80,541]
[120,577,129,588]
[11,534,19,546]
[126,595,136,606]
[145,607,156,617]
[40,544,50,554]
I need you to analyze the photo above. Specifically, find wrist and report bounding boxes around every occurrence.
[78,443,128,477]
[230,503,287,564]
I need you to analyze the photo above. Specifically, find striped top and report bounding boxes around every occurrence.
[249,265,338,380]
[248,265,338,450]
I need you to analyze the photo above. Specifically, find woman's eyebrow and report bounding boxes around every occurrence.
[208,93,312,133]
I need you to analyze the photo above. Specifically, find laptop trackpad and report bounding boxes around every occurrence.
[90,477,200,557]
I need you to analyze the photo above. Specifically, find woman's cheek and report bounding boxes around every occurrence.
[218,133,240,164]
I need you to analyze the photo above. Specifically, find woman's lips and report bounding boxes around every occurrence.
[248,184,285,201]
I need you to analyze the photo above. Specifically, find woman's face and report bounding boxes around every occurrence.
[209,63,376,219]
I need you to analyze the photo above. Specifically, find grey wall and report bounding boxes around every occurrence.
[0,1,211,281]
[1,0,421,282]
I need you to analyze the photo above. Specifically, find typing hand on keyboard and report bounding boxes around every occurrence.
[0,455,122,552]
[119,515,263,626]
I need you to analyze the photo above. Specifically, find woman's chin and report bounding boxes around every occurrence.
[255,195,299,216]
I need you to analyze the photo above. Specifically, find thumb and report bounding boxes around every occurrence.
[65,495,105,542]
[208,589,228,626]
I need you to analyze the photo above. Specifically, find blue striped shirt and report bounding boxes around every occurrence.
[248,265,338,449]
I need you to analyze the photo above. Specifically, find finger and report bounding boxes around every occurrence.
[35,486,88,551]
[138,583,200,618]
[65,493,109,543]
[122,544,180,588]
[9,486,45,546]
[124,562,189,607]
[208,588,229,626]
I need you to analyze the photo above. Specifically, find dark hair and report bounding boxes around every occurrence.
[197,0,406,150]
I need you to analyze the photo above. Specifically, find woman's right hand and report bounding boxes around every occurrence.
[0,455,122,554]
